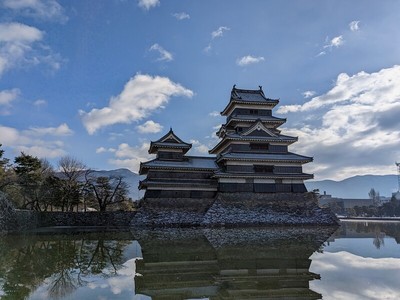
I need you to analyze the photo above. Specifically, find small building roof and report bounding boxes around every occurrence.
[149,128,192,154]
[140,156,218,174]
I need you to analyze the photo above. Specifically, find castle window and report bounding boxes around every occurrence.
[250,143,269,150]
[249,109,259,115]
[254,165,274,173]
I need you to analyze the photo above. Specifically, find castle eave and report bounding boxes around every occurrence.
[213,172,314,180]
[216,153,313,164]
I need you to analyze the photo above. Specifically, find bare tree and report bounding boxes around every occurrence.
[58,156,88,212]
[89,176,129,212]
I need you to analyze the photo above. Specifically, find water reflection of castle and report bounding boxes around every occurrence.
[134,227,335,299]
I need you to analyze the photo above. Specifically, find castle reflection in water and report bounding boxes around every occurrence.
[0,226,339,299]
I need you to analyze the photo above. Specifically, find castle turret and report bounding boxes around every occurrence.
[139,128,218,198]
[210,86,313,193]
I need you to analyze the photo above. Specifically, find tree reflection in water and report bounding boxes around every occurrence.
[0,232,134,299]
[333,221,400,249]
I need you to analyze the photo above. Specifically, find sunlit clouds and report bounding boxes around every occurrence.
[302,90,316,98]
[349,20,360,31]
[0,124,72,158]
[236,55,265,66]
[0,22,62,76]
[109,142,152,173]
[211,26,230,39]
[79,74,193,135]
[204,25,230,53]
[2,0,68,23]
[278,65,400,180]
[149,43,173,62]
[137,0,159,11]
[137,120,163,134]
[172,12,190,20]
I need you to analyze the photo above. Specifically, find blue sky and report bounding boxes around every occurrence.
[1,0,400,180]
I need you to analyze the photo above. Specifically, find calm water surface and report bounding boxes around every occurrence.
[1,221,400,299]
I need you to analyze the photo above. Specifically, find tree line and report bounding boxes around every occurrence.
[323,187,400,217]
[0,144,132,212]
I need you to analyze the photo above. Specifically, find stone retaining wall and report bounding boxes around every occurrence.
[0,192,16,234]
[1,190,136,233]
[38,211,136,228]
[131,192,339,227]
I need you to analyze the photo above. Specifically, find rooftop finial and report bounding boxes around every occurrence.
[233,84,236,89]
[259,85,262,90]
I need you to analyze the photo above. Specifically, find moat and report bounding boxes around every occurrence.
[1,221,400,299]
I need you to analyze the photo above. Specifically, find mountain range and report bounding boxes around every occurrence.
[90,168,144,200]
[95,169,399,200]
[305,175,398,199]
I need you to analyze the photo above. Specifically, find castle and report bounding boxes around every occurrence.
[139,85,313,197]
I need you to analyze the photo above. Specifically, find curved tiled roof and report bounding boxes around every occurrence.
[216,152,313,163]
[140,156,218,174]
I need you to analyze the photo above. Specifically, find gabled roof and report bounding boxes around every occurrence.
[221,86,279,115]
[149,128,192,154]
[242,119,278,137]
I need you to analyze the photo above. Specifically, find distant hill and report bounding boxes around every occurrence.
[305,175,399,199]
[90,168,144,200]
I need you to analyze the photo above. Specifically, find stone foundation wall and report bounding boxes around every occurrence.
[0,192,17,234]
[131,192,339,227]
[38,211,136,228]
[202,192,337,226]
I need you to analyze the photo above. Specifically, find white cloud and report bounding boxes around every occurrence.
[172,12,190,20]
[211,26,230,39]
[209,111,220,117]
[80,74,193,135]
[33,99,47,106]
[324,35,344,49]
[96,147,116,154]
[0,22,43,42]
[190,139,210,154]
[109,142,152,173]
[0,22,62,76]
[0,88,20,106]
[149,43,173,62]
[349,20,360,31]
[277,65,400,180]
[25,123,73,136]
[302,90,316,98]
[137,0,159,11]
[203,43,212,53]
[136,120,163,134]
[0,124,70,158]
[96,147,107,154]
[236,55,265,66]
[2,0,68,23]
